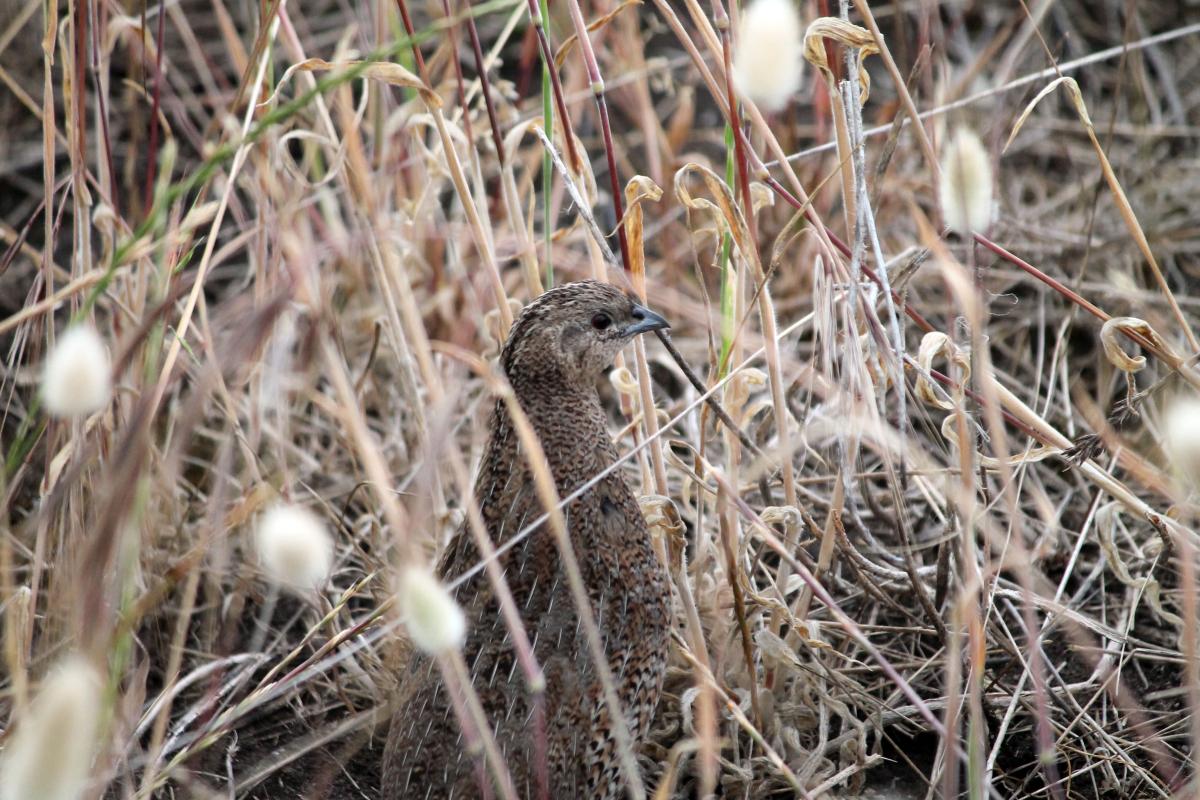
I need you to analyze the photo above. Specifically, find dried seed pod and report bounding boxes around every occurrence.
[733,0,804,112]
[939,127,994,236]
[42,326,112,419]
[397,566,467,655]
[1163,395,1200,490]
[0,657,103,800]
[255,504,334,591]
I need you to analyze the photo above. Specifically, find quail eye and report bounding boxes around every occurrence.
[591,312,612,331]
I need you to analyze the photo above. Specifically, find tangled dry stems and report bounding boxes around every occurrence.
[2,1,1200,798]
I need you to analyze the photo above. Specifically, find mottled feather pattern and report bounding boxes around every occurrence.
[382,281,672,799]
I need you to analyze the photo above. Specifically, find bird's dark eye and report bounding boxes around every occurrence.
[591,312,612,331]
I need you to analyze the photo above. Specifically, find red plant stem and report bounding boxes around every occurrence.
[765,162,1166,370]
[670,0,1177,438]
[735,84,1169,394]
[562,0,632,272]
[460,0,508,168]
[515,21,539,99]
[436,0,477,152]
[974,233,1106,321]
[393,0,428,76]
[972,232,1182,368]
[521,0,583,174]
[594,100,632,272]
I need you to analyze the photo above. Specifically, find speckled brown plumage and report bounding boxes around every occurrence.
[381,281,673,799]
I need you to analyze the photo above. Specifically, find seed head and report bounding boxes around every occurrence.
[939,127,994,236]
[1163,396,1200,488]
[255,504,334,591]
[398,566,467,655]
[0,657,103,800]
[41,326,112,419]
[733,0,804,112]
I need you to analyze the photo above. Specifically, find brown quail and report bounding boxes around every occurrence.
[381,280,673,799]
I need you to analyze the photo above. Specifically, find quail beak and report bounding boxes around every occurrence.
[622,304,671,337]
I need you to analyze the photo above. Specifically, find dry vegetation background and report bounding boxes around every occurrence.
[2,0,1200,797]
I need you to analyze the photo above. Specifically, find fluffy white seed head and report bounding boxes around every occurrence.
[939,127,995,236]
[733,0,804,112]
[0,657,103,800]
[41,326,112,419]
[1163,396,1200,488]
[255,504,333,591]
[398,566,467,655]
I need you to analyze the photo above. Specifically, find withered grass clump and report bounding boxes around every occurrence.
[2,1,1199,798]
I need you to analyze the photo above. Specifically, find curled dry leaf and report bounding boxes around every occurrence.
[938,415,1061,470]
[759,504,802,534]
[260,58,440,109]
[674,162,754,266]
[749,181,775,215]
[1096,502,1181,627]
[755,628,805,673]
[1004,76,1091,153]
[736,390,776,429]
[679,686,703,736]
[624,173,662,209]
[624,175,664,213]
[501,117,549,167]
[725,367,768,424]
[105,13,159,60]
[624,175,663,285]
[640,494,686,576]
[768,206,812,279]
[857,332,891,391]
[482,298,524,356]
[609,365,639,397]
[93,203,117,258]
[914,332,969,411]
[1100,316,1178,374]
[802,17,878,103]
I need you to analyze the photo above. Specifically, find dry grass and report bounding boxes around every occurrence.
[2,0,1200,798]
